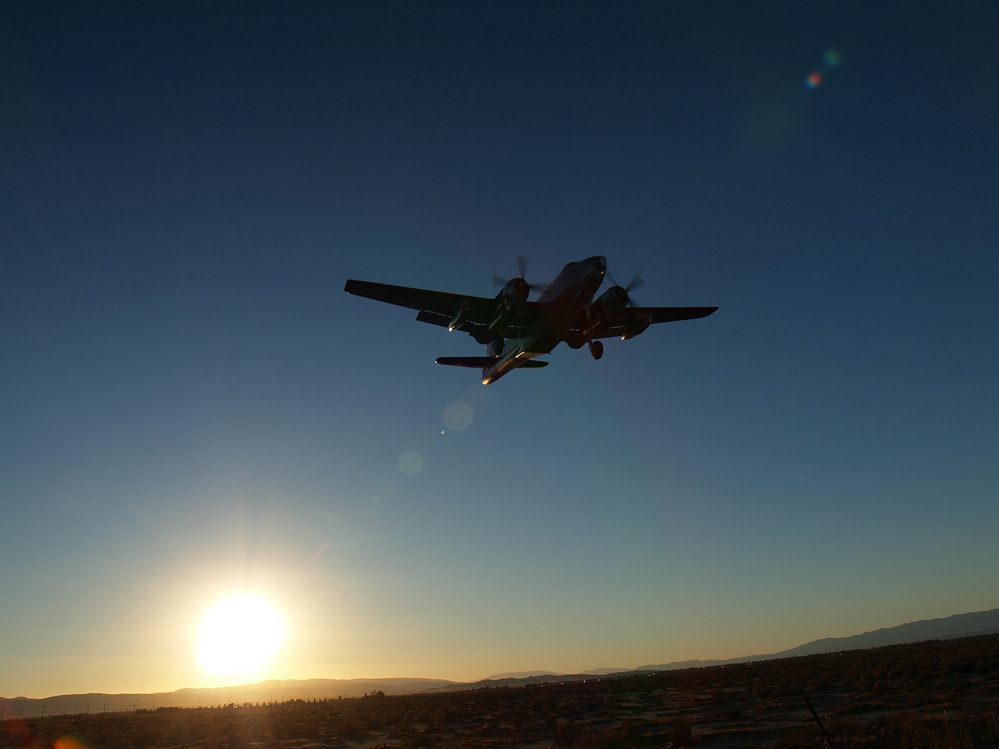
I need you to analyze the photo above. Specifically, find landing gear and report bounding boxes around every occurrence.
[588,340,604,360]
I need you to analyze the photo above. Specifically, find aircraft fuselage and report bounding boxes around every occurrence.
[480,256,607,384]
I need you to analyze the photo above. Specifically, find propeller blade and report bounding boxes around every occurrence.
[607,268,643,306]
[494,256,545,294]
[517,255,529,280]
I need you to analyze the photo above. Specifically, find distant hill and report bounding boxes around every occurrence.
[637,608,999,671]
[0,677,458,719]
[426,672,598,692]
[582,667,632,676]
[767,608,999,659]
[484,670,560,680]
[5,608,997,718]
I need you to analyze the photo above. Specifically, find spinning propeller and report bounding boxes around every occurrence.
[492,256,545,297]
[606,269,644,307]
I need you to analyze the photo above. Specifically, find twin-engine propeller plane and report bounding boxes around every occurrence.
[344,256,716,384]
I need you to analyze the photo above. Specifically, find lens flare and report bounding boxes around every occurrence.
[804,72,822,90]
[443,400,474,431]
[55,739,88,749]
[398,450,424,475]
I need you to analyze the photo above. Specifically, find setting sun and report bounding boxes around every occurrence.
[197,593,285,680]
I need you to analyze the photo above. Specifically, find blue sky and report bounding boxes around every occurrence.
[2,2,998,697]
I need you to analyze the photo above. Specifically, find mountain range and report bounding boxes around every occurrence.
[3,608,996,718]
[634,607,999,671]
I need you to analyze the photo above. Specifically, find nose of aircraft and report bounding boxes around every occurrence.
[591,256,607,274]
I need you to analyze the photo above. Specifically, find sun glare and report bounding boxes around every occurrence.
[197,593,285,679]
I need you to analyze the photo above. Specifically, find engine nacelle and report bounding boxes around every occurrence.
[592,286,629,324]
[488,278,531,330]
[448,302,471,332]
[498,278,530,308]
[621,313,652,340]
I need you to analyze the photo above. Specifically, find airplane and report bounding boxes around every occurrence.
[344,256,716,384]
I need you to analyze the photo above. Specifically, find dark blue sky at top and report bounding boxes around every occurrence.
[2,2,998,694]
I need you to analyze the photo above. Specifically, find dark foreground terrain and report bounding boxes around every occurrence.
[4,634,999,748]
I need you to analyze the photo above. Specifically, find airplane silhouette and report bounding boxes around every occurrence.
[344,256,716,384]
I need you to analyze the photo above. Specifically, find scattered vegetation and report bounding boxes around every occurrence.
[3,633,999,747]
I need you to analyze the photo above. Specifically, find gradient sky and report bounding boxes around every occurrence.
[3,2,998,698]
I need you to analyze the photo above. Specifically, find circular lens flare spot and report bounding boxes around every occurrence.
[804,72,822,89]
[398,450,424,475]
[55,739,87,749]
[443,400,474,431]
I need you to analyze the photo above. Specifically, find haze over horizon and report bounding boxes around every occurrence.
[7,607,999,704]
[3,3,997,698]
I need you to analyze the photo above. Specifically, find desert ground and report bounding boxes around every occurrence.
[4,633,999,748]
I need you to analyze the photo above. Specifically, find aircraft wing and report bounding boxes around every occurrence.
[343,279,541,339]
[643,306,718,323]
[589,305,718,339]
[344,280,486,316]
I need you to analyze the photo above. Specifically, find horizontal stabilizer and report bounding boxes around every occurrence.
[436,357,497,369]
[436,357,548,369]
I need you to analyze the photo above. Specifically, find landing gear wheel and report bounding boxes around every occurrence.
[589,340,604,360]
